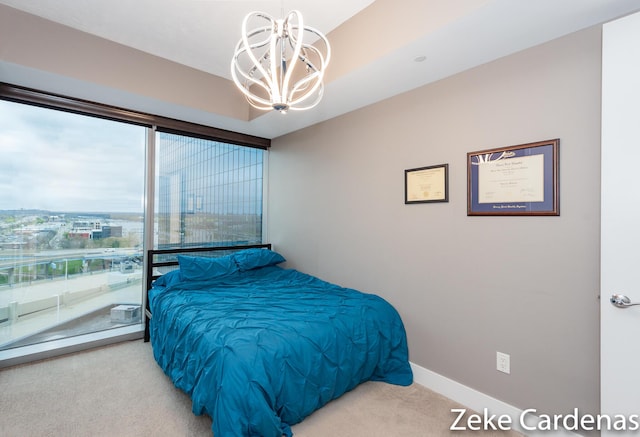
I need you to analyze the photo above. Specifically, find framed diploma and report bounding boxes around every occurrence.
[467,139,559,216]
[405,164,449,204]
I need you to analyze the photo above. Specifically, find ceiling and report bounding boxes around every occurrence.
[1,0,640,139]
[0,0,376,81]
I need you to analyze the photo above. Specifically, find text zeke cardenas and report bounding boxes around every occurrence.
[450,408,640,432]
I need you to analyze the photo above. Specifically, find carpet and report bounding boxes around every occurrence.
[0,340,521,436]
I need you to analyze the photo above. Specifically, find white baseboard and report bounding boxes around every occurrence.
[410,362,582,437]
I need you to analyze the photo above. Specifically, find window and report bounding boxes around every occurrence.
[0,99,146,353]
[156,132,264,248]
[0,83,269,364]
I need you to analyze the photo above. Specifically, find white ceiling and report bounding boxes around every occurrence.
[1,0,640,139]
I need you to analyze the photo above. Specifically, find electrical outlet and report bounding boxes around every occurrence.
[496,352,510,374]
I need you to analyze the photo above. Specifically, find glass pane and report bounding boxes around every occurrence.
[155,132,263,250]
[0,100,146,351]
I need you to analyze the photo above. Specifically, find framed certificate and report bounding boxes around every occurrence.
[405,164,449,204]
[467,139,559,216]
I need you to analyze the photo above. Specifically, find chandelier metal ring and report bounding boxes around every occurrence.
[231,10,331,113]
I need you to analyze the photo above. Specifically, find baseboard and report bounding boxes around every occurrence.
[410,362,582,437]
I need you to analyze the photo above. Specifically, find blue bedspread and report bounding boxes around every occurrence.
[149,257,412,436]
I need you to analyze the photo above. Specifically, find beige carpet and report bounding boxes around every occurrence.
[0,340,521,436]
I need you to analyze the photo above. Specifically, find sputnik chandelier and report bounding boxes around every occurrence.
[230,10,331,113]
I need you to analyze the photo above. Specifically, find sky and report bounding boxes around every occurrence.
[0,99,146,213]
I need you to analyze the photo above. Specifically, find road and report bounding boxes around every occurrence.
[0,248,142,270]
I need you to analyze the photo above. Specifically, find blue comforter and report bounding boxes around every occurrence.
[149,260,412,436]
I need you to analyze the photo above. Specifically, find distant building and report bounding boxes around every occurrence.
[95,225,122,239]
[68,222,122,240]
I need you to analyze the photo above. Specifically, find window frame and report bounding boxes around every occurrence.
[0,82,271,150]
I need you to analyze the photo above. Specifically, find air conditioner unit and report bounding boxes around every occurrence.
[110,305,141,323]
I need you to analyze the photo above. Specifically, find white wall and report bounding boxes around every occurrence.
[268,27,602,417]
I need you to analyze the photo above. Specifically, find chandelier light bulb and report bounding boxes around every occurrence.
[230,10,331,113]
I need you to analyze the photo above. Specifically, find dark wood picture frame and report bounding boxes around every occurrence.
[467,139,559,216]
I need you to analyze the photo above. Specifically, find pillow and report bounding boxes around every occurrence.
[177,254,238,281]
[232,248,286,271]
[153,269,183,288]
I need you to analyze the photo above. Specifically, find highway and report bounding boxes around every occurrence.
[0,248,142,271]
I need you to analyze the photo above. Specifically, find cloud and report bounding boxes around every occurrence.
[0,100,145,212]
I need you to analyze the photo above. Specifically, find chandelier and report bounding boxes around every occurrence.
[230,10,331,114]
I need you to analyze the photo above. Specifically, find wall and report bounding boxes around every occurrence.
[268,27,602,417]
[0,0,603,419]
[0,4,248,124]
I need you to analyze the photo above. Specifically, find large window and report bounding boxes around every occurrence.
[0,84,268,363]
[0,99,146,352]
[156,132,264,248]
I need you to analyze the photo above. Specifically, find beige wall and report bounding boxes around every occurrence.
[0,0,603,419]
[0,4,248,122]
[268,27,602,416]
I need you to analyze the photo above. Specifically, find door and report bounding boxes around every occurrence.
[601,11,640,434]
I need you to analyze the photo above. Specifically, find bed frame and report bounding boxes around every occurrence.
[143,243,272,342]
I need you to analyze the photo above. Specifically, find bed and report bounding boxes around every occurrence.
[145,245,413,436]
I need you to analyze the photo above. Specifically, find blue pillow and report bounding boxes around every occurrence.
[153,269,183,288]
[177,254,238,281]
[232,248,286,271]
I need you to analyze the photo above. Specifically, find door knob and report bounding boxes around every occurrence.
[610,293,640,308]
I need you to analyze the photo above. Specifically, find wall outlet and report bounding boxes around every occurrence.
[496,351,510,374]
